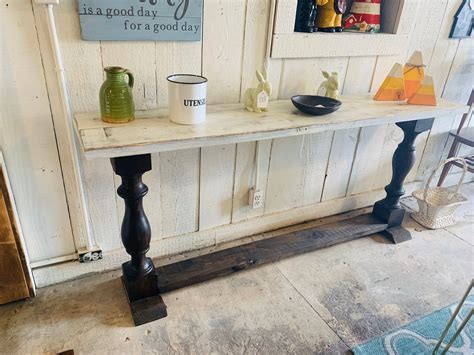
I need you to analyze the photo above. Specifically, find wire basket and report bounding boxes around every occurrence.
[412,158,468,230]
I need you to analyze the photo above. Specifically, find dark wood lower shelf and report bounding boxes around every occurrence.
[156,213,388,293]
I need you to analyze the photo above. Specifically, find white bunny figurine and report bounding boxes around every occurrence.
[244,68,272,113]
[318,71,340,99]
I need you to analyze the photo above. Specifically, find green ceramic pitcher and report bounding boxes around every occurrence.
[99,66,135,123]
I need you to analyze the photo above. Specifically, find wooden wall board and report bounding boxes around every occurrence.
[202,0,247,104]
[346,124,388,196]
[155,42,202,107]
[322,128,359,201]
[240,0,272,102]
[232,140,272,223]
[101,42,158,110]
[32,3,90,251]
[322,56,377,201]
[0,0,76,262]
[199,144,237,230]
[3,0,472,273]
[272,33,410,59]
[159,149,200,238]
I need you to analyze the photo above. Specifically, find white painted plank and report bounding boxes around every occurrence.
[346,124,388,196]
[202,0,247,104]
[75,97,467,159]
[232,140,272,223]
[100,42,157,110]
[272,33,409,59]
[82,158,121,251]
[302,132,333,205]
[155,42,202,107]
[279,57,349,99]
[101,41,162,242]
[54,0,119,253]
[0,0,75,262]
[417,37,474,179]
[32,3,90,251]
[154,40,202,241]
[160,149,200,238]
[323,56,377,201]
[427,0,462,95]
[273,0,297,34]
[199,144,237,230]
[264,136,306,214]
[240,0,272,102]
[322,128,359,201]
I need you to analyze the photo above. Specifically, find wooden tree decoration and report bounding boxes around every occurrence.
[403,51,425,98]
[450,0,474,38]
[373,51,437,106]
[374,63,406,101]
[407,76,437,106]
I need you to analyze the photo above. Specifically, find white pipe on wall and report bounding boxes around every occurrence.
[40,1,95,252]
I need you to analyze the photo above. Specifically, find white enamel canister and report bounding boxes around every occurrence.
[167,74,207,125]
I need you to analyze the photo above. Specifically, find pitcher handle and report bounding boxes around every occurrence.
[125,70,134,89]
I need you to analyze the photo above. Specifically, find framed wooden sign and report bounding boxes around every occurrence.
[79,0,203,41]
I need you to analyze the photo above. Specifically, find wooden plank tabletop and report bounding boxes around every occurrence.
[74,95,467,159]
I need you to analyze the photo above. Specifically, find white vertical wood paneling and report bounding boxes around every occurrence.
[199,144,237,230]
[101,42,162,241]
[199,0,246,231]
[302,132,333,205]
[54,0,120,252]
[323,56,377,201]
[154,40,202,240]
[240,0,272,101]
[278,57,349,99]
[155,42,202,107]
[0,0,75,262]
[160,149,200,238]
[32,3,89,250]
[346,125,388,196]
[232,141,272,222]
[202,0,247,104]
[2,0,472,268]
[417,37,474,179]
[321,128,359,201]
[101,42,157,110]
[83,158,120,251]
[265,136,306,214]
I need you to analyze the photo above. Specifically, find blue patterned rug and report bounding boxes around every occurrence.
[352,296,474,354]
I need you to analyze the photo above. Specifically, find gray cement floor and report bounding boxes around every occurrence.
[1,184,473,354]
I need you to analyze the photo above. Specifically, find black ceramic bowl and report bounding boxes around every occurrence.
[291,95,342,116]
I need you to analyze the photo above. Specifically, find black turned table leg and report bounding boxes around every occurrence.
[111,154,167,326]
[373,119,434,243]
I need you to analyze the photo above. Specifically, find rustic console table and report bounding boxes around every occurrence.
[74,95,466,326]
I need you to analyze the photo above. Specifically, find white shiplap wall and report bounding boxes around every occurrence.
[1,0,473,285]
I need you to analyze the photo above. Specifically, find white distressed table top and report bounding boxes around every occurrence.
[75,95,467,159]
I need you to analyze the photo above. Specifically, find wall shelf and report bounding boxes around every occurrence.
[271,32,409,59]
[271,0,416,59]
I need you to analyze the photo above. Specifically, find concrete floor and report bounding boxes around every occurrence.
[1,184,473,354]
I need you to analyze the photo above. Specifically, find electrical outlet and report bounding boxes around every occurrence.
[78,248,103,263]
[249,188,264,209]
